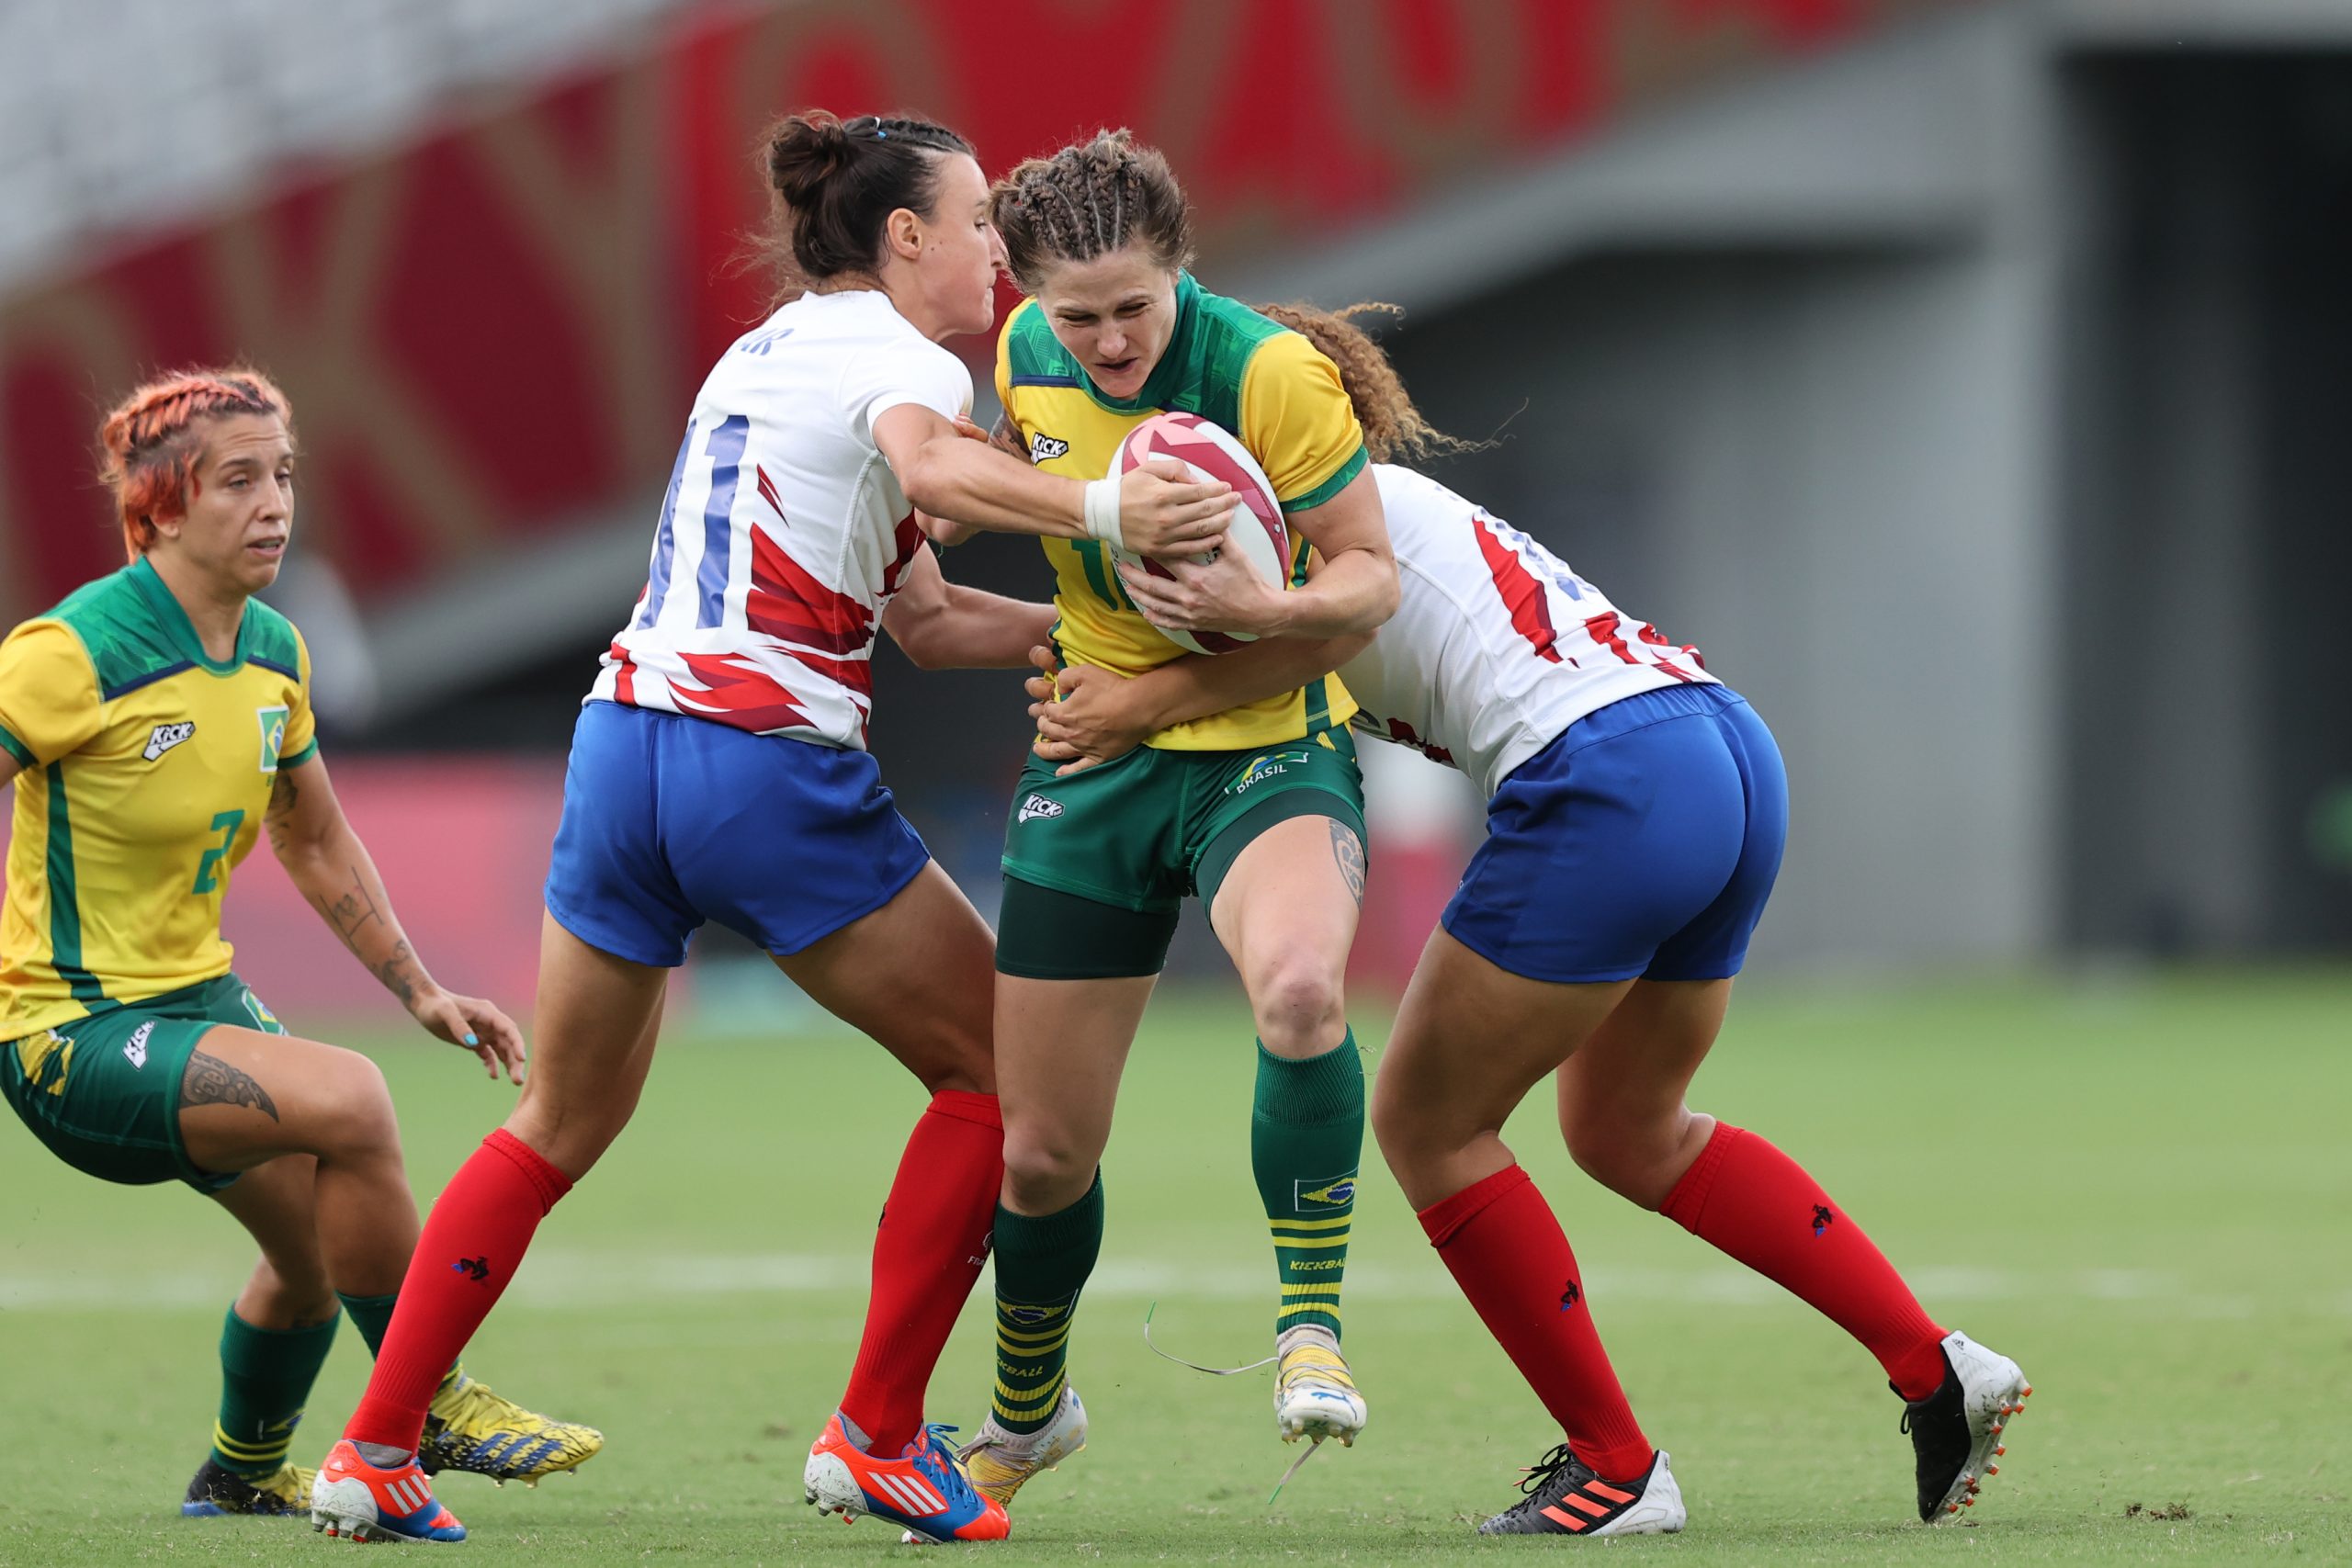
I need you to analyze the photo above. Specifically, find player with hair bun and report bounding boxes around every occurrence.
[1030,301,2032,1538]
[942,129,1402,1510]
[308,109,1232,1546]
[0,368,598,1528]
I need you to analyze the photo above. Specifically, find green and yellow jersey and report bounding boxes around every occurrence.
[0,557,316,1039]
[996,272,1369,750]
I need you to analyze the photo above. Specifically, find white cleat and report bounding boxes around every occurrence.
[1478,1447,1685,1537]
[1904,1329,2031,1523]
[1273,1325,1367,1447]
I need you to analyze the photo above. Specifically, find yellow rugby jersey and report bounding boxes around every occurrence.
[996,273,1369,750]
[0,557,316,1038]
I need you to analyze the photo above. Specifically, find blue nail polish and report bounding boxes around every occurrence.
[464,1032,480,1045]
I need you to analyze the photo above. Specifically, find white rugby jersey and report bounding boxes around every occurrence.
[1341,465,1715,799]
[590,289,971,749]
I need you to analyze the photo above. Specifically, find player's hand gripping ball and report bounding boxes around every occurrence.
[1110,412,1287,654]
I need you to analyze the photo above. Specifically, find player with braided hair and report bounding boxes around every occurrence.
[0,368,600,1532]
[951,130,1401,1508]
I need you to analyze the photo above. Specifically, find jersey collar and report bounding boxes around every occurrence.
[127,554,249,674]
[1078,270,1201,415]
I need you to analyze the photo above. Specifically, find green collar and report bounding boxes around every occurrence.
[1077,271,1202,415]
[128,554,249,674]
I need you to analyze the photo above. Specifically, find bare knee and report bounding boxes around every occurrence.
[909,1019,995,1098]
[1001,1128,1097,1214]
[1564,1100,1706,1210]
[1249,954,1346,1056]
[236,1251,337,1330]
[505,1076,634,1181]
[311,1051,401,1163]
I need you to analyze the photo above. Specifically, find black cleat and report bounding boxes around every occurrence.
[181,1457,311,1517]
[1476,1444,1685,1537]
[1901,1329,2030,1522]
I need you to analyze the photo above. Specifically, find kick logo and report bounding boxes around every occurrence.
[1028,432,1069,464]
[452,1256,492,1282]
[1812,1203,1835,1238]
[122,1020,156,1069]
[1017,793,1065,824]
[141,721,195,761]
[1294,1173,1358,1212]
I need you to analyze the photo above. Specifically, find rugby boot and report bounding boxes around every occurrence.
[182,1457,311,1517]
[957,1382,1089,1506]
[311,1438,465,1542]
[1273,1325,1367,1446]
[1478,1445,1685,1537]
[1904,1329,2030,1522]
[803,1412,1010,1542]
[418,1367,604,1483]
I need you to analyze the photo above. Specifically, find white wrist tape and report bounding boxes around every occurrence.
[1081,478,1127,551]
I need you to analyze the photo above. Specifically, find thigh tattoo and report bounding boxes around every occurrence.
[180,1050,280,1121]
[1330,820,1366,908]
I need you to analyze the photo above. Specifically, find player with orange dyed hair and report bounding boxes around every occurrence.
[0,368,599,1529]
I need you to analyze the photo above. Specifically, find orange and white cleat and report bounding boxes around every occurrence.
[310,1438,466,1543]
[1901,1330,2030,1523]
[802,1414,1009,1543]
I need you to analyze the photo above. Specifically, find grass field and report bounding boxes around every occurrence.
[2,971,2346,1564]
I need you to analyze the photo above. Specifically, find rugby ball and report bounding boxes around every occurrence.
[1109,412,1288,655]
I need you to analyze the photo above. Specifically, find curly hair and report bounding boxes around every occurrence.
[989,129,1193,293]
[1252,302,1482,465]
[97,367,293,561]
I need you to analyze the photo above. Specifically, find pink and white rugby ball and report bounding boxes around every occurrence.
[1110,412,1288,655]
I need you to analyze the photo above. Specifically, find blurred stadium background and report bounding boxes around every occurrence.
[5,2,2350,1561]
[10,0,2350,1015]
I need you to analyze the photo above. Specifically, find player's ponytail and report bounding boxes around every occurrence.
[760,109,975,289]
[1252,302,1485,466]
[97,367,293,561]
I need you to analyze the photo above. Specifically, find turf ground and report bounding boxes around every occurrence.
[1,970,2345,1564]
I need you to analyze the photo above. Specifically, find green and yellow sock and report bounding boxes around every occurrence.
[1252,1032,1364,1339]
[989,1172,1103,1435]
[210,1305,339,1477]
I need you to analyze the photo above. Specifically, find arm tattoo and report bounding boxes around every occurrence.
[180,1050,279,1121]
[369,937,421,1007]
[312,868,383,949]
[1330,820,1366,908]
[263,770,301,852]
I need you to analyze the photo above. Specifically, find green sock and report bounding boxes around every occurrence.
[990,1172,1103,1436]
[210,1305,339,1477]
[1252,1032,1364,1340]
[335,1291,399,1357]
[339,1290,462,1405]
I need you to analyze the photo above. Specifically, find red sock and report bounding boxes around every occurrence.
[345,1128,572,1450]
[1419,1165,1654,1483]
[1661,1123,1948,1401]
[839,1091,1004,1455]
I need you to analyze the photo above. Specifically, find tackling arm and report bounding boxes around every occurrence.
[1029,628,1374,774]
[1114,466,1397,640]
[263,755,525,1080]
[881,548,1058,671]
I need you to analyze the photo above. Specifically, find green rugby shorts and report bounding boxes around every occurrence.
[997,728,1366,978]
[1,972,287,1191]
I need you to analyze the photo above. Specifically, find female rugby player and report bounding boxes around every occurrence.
[944,131,1402,1509]
[1028,303,2031,1537]
[309,111,1235,1545]
[0,369,598,1524]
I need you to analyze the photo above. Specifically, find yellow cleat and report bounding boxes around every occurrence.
[957,1384,1089,1507]
[418,1367,604,1483]
[183,1457,313,1516]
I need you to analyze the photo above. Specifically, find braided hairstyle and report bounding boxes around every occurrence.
[990,130,1193,294]
[97,367,293,561]
[762,109,975,289]
[1251,302,1484,465]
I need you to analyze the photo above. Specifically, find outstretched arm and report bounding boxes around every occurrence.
[872,402,1237,558]
[263,756,526,1081]
[1028,629,1373,774]
[882,547,1058,671]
